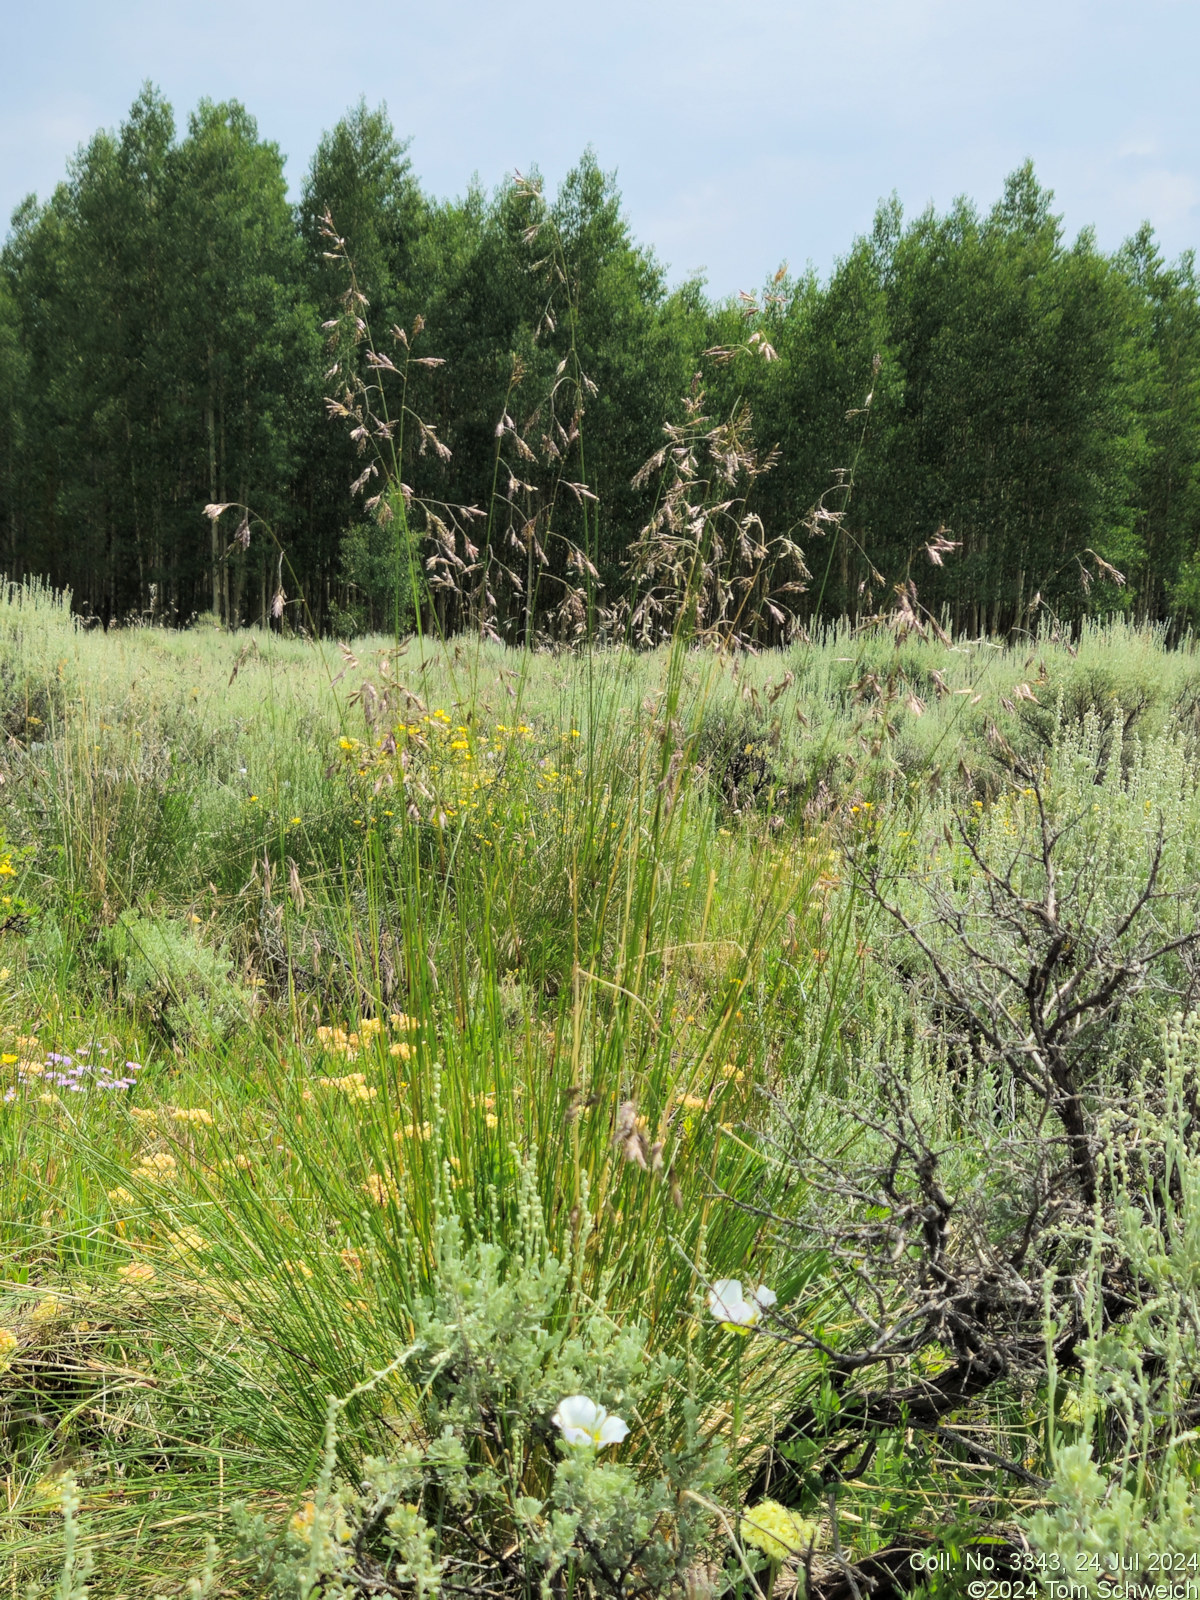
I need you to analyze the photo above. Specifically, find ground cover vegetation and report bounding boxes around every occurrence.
[6,86,1200,1600]
[5,588,1200,1595]
[3,88,1200,637]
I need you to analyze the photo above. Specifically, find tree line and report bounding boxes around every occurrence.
[1,84,1198,639]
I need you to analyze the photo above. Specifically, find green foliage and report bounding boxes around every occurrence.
[336,516,416,637]
[230,1167,727,1599]
[15,591,1200,1586]
[1023,1015,1200,1584]
[7,88,1200,639]
[95,910,249,1042]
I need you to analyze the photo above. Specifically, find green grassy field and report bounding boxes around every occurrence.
[5,582,1200,1596]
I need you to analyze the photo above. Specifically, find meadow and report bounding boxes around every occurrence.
[4,582,1200,1596]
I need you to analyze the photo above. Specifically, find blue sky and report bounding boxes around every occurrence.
[2,0,1197,298]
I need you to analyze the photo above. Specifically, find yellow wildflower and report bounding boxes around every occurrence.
[317,1072,376,1101]
[0,1327,18,1371]
[106,1186,137,1207]
[28,1296,63,1327]
[281,1259,313,1280]
[118,1262,156,1285]
[290,1500,316,1540]
[389,1041,414,1060]
[363,1171,398,1206]
[289,1499,353,1544]
[170,1107,214,1127]
[165,1228,208,1256]
[395,1121,432,1141]
[740,1500,816,1562]
[137,1151,177,1177]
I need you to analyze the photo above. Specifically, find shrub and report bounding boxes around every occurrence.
[230,1164,729,1600]
[95,910,250,1043]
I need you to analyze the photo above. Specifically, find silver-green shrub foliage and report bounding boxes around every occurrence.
[232,1163,728,1599]
[97,909,250,1042]
[1024,1014,1200,1585]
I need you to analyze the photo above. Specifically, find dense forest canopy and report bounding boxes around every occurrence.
[2,84,1199,639]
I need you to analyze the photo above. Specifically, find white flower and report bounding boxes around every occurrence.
[708,1279,776,1330]
[551,1395,629,1449]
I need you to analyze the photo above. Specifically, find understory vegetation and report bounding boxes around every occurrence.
[4,584,1200,1595]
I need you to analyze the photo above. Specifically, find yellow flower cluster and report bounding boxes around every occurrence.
[317,1072,377,1102]
[336,711,586,851]
[136,1151,177,1178]
[316,1024,361,1058]
[118,1261,155,1285]
[28,1296,63,1326]
[165,1227,208,1256]
[170,1107,215,1126]
[0,1326,18,1371]
[289,1499,353,1544]
[740,1500,816,1562]
[315,1013,414,1063]
[362,1170,399,1206]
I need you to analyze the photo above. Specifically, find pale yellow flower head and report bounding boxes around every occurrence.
[28,1296,64,1327]
[118,1262,156,1285]
[137,1151,177,1178]
[741,1500,816,1563]
[170,1107,214,1127]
